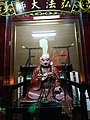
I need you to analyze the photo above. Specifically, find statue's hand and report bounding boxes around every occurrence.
[42,73,48,81]
[37,72,42,80]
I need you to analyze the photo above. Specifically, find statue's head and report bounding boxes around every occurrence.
[40,54,51,67]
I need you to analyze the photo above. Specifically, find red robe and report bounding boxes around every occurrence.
[21,65,64,102]
[30,65,60,90]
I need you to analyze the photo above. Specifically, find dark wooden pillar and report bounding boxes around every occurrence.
[79,13,90,82]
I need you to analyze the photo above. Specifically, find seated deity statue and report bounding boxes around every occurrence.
[23,53,65,102]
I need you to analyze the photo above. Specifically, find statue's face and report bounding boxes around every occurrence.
[40,54,50,67]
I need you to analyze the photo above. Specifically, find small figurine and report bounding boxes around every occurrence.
[24,53,64,102]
